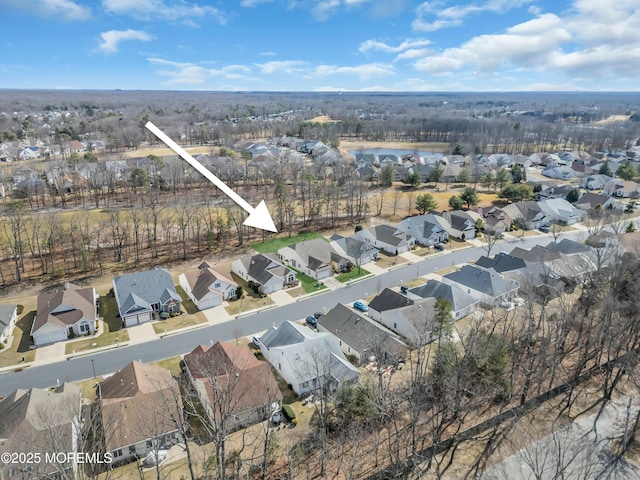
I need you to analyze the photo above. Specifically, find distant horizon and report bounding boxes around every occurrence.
[1,88,639,95]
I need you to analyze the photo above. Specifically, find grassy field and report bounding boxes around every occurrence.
[335,267,371,283]
[251,231,325,254]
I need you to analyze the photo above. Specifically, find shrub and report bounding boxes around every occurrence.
[282,404,296,422]
[16,305,24,315]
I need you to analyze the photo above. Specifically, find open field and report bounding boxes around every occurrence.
[251,231,325,254]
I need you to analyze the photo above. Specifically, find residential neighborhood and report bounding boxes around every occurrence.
[1,137,640,478]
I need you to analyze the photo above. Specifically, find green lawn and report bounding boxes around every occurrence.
[66,294,130,354]
[335,267,371,283]
[153,313,206,335]
[295,270,328,294]
[251,232,325,254]
[151,356,184,377]
[0,311,37,368]
[176,285,199,314]
[65,325,129,355]
[99,294,123,332]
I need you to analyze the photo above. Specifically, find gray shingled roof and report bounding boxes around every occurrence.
[476,252,528,273]
[0,304,17,328]
[371,225,412,246]
[368,288,414,313]
[318,304,407,358]
[113,268,180,317]
[444,265,514,297]
[408,280,478,313]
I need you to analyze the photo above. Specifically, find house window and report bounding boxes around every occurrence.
[168,304,176,313]
[152,303,160,311]
[114,449,123,457]
[80,323,89,333]
[146,440,153,448]
[348,346,351,353]
[214,282,221,288]
[394,322,397,329]
[129,446,136,454]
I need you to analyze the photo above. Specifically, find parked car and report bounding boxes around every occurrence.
[434,243,445,251]
[400,285,409,294]
[539,225,550,233]
[305,315,318,327]
[353,301,368,312]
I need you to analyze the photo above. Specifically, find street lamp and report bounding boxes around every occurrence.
[91,358,96,378]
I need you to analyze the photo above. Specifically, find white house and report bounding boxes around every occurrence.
[538,198,587,225]
[254,321,360,396]
[603,179,640,198]
[443,265,519,308]
[0,304,18,344]
[232,253,296,294]
[277,238,343,280]
[396,214,449,247]
[356,224,415,255]
[179,262,238,310]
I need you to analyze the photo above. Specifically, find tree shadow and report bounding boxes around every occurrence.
[15,311,35,353]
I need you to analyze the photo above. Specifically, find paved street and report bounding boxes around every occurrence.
[0,230,589,397]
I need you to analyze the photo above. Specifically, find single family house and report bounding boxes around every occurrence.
[443,265,519,308]
[0,383,82,480]
[0,304,18,344]
[277,238,347,279]
[179,262,238,310]
[317,303,408,364]
[356,224,415,255]
[254,321,360,396]
[396,214,449,246]
[232,253,296,294]
[99,361,183,466]
[31,283,97,346]
[184,342,282,430]
[329,234,379,267]
[113,268,181,327]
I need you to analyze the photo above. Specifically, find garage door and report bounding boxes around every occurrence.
[137,312,151,324]
[48,330,67,344]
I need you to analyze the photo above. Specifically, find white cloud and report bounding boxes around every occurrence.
[99,30,153,54]
[414,13,570,74]
[410,0,640,86]
[359,38,431,54]
[255,60,307,75]
[412,0,533,32]
[240,0,274,6]
[0,0,91,21]
[312,63,394,79]
[394,48,431,61]
[103,0,226,24]
[148,58,251,84]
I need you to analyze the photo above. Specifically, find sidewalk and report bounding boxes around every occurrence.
[0,240,463,372]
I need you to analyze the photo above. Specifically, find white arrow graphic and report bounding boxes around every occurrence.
[145,121,277,233]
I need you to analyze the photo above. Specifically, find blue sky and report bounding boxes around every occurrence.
[1,0,639,91]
